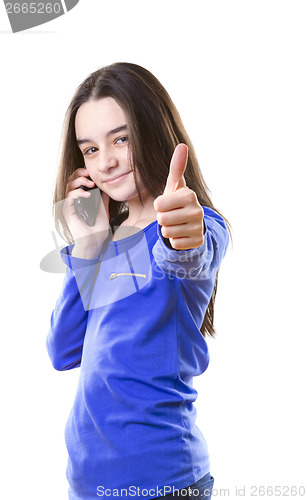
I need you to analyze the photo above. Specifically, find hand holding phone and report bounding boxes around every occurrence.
[63,167,110,258]
[75,176,101,227]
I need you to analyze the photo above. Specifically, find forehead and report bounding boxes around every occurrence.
[75,97,126,136]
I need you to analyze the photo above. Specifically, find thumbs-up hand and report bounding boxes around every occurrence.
[153,144,205,251]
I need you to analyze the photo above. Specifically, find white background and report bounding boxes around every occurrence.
[0,1,306,499]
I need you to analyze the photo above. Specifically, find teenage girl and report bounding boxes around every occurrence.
[46,62,231,500]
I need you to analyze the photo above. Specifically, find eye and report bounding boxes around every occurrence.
[84,147,98,156]
[115,136,128,145]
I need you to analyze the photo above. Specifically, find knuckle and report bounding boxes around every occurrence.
[153,198,161,212]
[66,180,75,194]
[189,205,203,220]
[161,226,169,238]
[172,240,184,250]
[157,213,166,226]
[68,171,78,182]
[186,189,197,203]
[195,206,204,220]
[194,229,205,246]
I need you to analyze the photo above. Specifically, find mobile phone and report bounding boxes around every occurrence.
[75,176,102,227]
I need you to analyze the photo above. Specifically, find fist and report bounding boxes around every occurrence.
[153,144,205,251]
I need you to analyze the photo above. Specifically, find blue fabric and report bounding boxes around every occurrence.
[155,472,214,499]
[46,206,229,500]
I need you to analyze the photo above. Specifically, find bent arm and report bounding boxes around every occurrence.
[46,245,101,371]
[152,206,229,281]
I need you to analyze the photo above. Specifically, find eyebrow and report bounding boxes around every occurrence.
[77,125,128,146]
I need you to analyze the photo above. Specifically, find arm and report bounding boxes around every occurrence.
[153,145,229,280]
[46,244,101,371]
[152,206,229,281]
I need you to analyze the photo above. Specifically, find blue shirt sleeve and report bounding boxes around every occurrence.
[152,206,229,281]
[60,244,102,310]
[46,245,102,371]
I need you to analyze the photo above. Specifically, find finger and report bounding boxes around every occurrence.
[160,223,189,240]
[91,192,111,234]
[63,190,91,223]
[66,176,95,196]
[67,167,89,182]
[66,187,92,200]
[160,219,203,238]
[154,186,193,213]
[168,237,196,251]
[156,206,192,227]
[164,144,188,195]
[63,188,89,221]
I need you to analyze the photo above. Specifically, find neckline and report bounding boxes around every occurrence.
[109,220,157,245]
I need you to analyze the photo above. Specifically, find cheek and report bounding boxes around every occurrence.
[85,166,97,183]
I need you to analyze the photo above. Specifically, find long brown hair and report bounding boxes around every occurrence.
[53,62,232,338]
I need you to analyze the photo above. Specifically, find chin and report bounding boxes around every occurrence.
[103,187,138,202]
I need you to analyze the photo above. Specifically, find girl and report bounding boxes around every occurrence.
[47,62,231,500]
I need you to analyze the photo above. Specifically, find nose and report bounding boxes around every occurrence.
[96,147,119,173]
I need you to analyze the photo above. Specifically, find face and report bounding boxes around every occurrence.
[75,97,146,202]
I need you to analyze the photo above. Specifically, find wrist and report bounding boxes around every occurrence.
[71,240,104,260]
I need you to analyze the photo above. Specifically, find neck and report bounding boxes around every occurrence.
[125,192,157,226]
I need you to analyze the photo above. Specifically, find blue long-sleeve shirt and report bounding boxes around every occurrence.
[46,205,229,500]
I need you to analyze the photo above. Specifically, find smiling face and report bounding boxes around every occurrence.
[75,97,146,202]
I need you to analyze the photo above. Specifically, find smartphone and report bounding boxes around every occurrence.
[75,176,102,227]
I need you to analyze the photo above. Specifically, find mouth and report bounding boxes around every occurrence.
[104,171,132,186]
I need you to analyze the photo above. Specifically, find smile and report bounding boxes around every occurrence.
[104,172,131,185]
